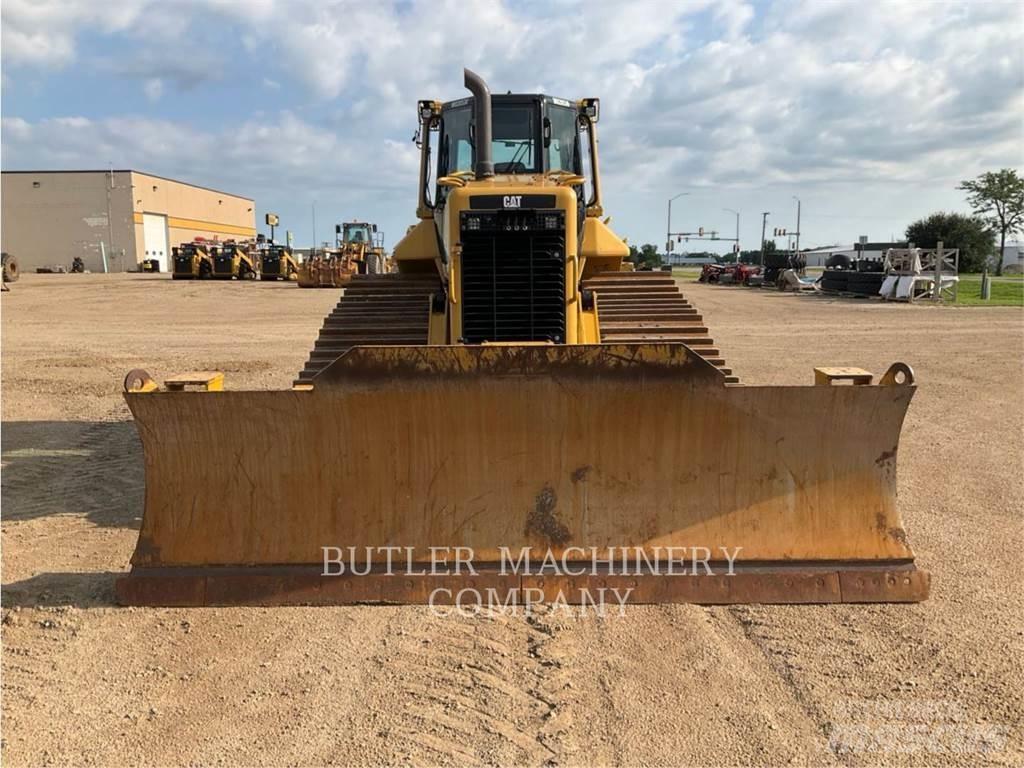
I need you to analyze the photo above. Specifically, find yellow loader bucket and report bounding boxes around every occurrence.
[117,345,928,606]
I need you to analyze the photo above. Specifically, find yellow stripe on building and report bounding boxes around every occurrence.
[133,212,256,237]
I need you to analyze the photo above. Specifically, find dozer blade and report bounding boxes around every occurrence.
[117,344,928,607]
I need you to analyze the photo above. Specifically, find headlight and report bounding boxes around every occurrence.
[465,216,481,231]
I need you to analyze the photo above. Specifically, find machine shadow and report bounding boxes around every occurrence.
[1,420,143,530]
[1,571,119,608]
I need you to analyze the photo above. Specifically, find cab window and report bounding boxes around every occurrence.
[491,105,537,174]
[547,105,580,173]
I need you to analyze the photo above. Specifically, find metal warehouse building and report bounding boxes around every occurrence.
[1,170,255,273]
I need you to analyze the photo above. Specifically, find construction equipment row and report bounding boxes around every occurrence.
[172,238,299,281]
[118,69,928,608]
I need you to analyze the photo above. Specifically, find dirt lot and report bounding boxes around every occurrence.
[2,273,1022,766]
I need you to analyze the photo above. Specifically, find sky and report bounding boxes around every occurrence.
[2,0,1022,252]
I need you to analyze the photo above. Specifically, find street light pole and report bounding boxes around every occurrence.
[723,208,739,254]
[760,211,770,266]
[666,192,689,253]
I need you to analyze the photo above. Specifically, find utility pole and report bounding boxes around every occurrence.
[311,201,317,251]
[792,196,802,255]
[760,212,770,266]
[666,192,689,253]
[723,208,739,255]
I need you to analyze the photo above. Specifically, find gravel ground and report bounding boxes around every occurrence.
[2,273,1022,767]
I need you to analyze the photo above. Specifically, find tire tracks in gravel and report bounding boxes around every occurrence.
[2,411,143,530]
[357,605,580,766]
[721,605,851,765]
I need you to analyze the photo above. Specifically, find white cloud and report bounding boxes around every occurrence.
[1,0,1021,249]
[1,117,32,142]
[143,78,163,102]
[0,0,149,68]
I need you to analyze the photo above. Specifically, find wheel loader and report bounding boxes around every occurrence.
[258,244,299,281]
[117,70,928,607]
[297,222,386,287]
[210,241,258,280]
[171,241,214,279]
[296,247,335,287]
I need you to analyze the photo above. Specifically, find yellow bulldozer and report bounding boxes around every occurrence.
[171,241,215,279]
[258,243,299,281]
[118,70,928,607]
[297,221,387,287]
[210,241,259,280]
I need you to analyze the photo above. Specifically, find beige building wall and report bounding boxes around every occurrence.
[1,171,136,273]
[1,170,256,273]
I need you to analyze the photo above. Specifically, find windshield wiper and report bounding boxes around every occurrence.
[498,140,531,173]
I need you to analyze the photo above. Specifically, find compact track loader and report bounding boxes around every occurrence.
[210,241,258,279]
[258,244,299,281]
[171,241,214,279]
[118,70,928,607]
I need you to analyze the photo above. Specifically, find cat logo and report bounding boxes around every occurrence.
[503,195,522,209]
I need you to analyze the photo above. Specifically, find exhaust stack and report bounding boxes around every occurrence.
[464,68,494,179]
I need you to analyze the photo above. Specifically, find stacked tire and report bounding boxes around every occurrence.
[820,269,850,293]
[846,271,886,297]
[821,267,886,296]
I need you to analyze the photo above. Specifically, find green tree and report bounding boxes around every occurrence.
[958,169,1024,276]
[758,239,777,264]
[905,212,995,273]
[628,243,662,270]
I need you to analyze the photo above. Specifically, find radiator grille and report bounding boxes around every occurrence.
[459,211,565,343]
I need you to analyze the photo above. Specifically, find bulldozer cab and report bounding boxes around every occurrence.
[435,94,584,179]
[397,77,620,346]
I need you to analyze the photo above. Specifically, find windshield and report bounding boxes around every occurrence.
[343,224,371,243]
[440,102,540,176]
[492,105,537,173]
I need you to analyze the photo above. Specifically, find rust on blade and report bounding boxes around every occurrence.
[115,562,928,607]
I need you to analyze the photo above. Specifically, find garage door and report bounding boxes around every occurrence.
[142,213,170,271]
